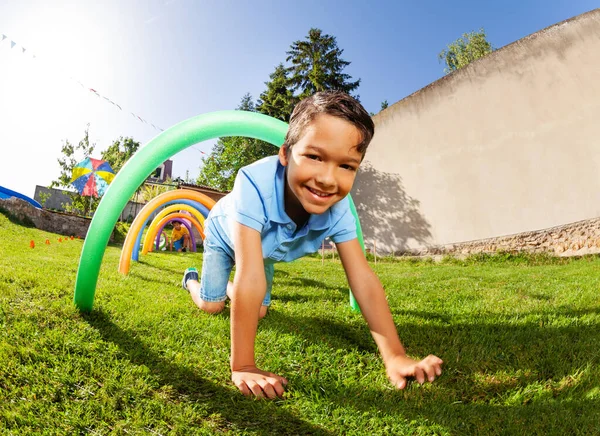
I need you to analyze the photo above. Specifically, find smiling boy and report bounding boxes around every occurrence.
[182,91,443,398]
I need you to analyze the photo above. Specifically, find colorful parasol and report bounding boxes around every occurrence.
[71,158,115,198]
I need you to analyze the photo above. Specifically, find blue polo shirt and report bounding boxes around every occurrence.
[206,156,357,264]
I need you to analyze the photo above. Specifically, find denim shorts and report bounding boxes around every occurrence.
[199,229,274,306]
[173,238,184,251]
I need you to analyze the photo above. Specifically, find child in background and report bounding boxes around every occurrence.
[170,220,190,252]
[182,91,443,398]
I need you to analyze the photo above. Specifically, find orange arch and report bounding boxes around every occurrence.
[144,213,205,254]
[141,204,206,253]
[118,189,215,275]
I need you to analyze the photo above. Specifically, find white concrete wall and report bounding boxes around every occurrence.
[352,9,600,253]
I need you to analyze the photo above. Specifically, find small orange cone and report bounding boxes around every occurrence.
[45,239,50,245]
[58,237,62,243]
[30,240,35,248]
[70,235,74,240]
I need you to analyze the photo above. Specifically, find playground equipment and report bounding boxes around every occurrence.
[0,185,42,208]
[141,203,206,254]
[158,232,168,251]
[73,110,366,312]
[133,198,210,261]
[118,189,215,274]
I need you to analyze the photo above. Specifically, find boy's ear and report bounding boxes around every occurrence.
[278,144,290,167]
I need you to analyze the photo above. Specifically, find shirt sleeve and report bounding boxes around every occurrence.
[329,202,357,244]
[229,167,267,232]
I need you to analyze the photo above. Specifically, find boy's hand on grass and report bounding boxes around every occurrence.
[232,366,288,399]
[385,354,443,389]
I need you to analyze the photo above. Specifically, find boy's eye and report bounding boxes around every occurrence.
[306,154,321,161]
[340,164,356,171]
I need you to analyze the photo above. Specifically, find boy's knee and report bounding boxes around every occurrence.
[259,305,268,319]
[198,300,226,314]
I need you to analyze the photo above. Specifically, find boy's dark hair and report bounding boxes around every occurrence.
[172,220,181,225]
[284,91,374,156]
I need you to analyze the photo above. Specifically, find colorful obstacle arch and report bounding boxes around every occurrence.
[118,189,215,275]
[73,110,366,312]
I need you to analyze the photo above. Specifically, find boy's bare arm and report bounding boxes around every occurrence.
[336,239,443,388]
[230,222,287,398]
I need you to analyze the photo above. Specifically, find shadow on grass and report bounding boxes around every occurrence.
[260,309,600,433]
[82,309,332,435]
[274,276,349,303]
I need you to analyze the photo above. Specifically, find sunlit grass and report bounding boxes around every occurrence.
[1,212,599,435]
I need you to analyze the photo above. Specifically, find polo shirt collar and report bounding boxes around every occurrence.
[271,160,332,231]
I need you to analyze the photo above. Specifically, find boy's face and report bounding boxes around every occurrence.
[173,222,181,230]
[279,113,363,220]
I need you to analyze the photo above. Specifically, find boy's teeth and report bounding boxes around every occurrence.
[309,187,329,197]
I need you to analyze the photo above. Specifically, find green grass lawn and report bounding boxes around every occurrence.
[1,211,599,435]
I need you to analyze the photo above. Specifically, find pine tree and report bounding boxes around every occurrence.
[286,28,360,99]
[256,64,295,122]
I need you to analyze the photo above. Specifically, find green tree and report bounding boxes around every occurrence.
[100,136,140,173]
[438,28,494,74]
[197,29,362,191]
[286,28,360,99]
[50,124,97,215]
[139,178,176,203]
[380,100,389,110]
[197,95,279,191]
[256,63,295,122]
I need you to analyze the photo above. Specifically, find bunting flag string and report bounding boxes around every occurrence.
[0,31,164,132]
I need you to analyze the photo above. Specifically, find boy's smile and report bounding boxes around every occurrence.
[279,113,363,225]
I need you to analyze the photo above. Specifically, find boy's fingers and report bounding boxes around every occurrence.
[429,355,444,365]
[414,367,425,384]
[246,381,265,398]
[267,372,288,385]
[395,376,407,389]
[235,380,251,396]
[267,377,286,397]
[435,364,442,376]
[423,364,436,383]
[258,380,278,399]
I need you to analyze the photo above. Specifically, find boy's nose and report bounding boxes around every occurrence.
[315,166,336,188]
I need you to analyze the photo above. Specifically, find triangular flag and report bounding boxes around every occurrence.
[10,41,16,49]
[1,34,6,41]
[22,47,26,53]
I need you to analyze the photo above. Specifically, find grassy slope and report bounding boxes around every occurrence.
[1,212,599,435]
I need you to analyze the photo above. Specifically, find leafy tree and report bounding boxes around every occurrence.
[100,136,140,172]
[50,124,97,215]
[51,126,142,216]
[139,178,176,203]
[197,28,362,191]
[197,95,279,191]
[380,100,389,110]
[286,28,360,99]
[438,28,494,74]
[237,92,256,112]
[256,63,295,122]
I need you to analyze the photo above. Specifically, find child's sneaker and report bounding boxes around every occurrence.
[181,267,199,291]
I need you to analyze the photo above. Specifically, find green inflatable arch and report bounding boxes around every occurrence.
[73,110,365,312]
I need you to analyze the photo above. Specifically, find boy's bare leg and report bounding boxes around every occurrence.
[186,279,225,314]
[182,273,267,318]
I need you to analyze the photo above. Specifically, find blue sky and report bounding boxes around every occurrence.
[0,0,597,198]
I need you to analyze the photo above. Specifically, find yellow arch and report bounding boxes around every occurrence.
[141,204,206,254]
[145,213,205,254]
[118,189,215,275]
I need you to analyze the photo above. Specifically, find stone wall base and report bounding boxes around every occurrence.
[0,197,112,240]
[404,217,600,258]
